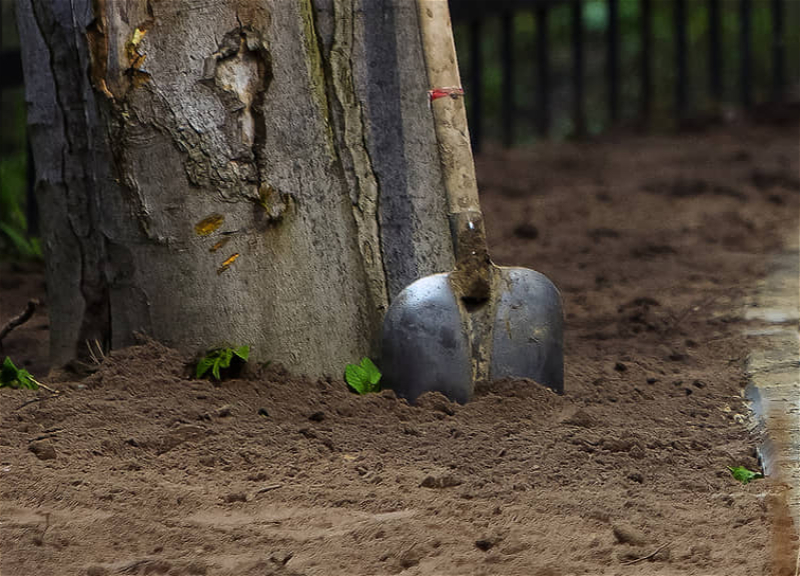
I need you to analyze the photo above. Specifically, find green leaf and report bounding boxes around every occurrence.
[16,367,38,390]
[0,357,39,390]
[345,358,382,394]
[345,363,369,394]
[360,357,382,387]
[217,348,234,370]
[195,345,251,381]
[195,357,215,378]
[1,356,17,383]
[728,466,764,485]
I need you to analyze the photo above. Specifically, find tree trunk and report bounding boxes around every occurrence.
[15,0,454,374]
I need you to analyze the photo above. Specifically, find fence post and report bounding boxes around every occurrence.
[675,0,688,120]
[502,11,515,147]
[771,0,785,101]
[536,4,550,137]
[607,0,619,123]
[708,0,723,106]
[640,0,651,125]
[740,0,752,107]
[572,0,585,135]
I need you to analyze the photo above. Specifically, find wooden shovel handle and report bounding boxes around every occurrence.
[417,0,481,215]
[418,0,491,301]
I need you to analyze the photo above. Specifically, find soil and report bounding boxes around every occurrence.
[1,123,798,576]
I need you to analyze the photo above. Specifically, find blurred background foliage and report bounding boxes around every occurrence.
[2,0,40,260]
[1,0,798,259]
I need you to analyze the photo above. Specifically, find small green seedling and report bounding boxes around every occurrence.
[196,345,250,381]
[728,465,764,485]
[345,357,382,395]
[1,357,58,393]
[1,356,39,389]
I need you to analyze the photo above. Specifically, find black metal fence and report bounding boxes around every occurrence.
[1,0,798,154]
[451,0,799,150]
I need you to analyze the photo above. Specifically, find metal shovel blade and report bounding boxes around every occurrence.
[381,266,563,404]
[380,0,564,405]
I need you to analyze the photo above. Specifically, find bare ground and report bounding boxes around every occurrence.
[1,123,798,575]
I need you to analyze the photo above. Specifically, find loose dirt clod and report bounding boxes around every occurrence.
[419,473,463,489]
[28,440,56,461]
[613,523,649,546]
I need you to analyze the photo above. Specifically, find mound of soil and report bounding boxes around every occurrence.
[1,123,798,575]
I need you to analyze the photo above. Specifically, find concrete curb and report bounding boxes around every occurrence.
[744,234,799,531]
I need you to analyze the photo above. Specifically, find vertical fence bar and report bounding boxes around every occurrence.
[675,0,687,120]
[607,0,619,123]
[771,0,785,101]
[572,0,585,135]
[708,0,723,105]
[640,0,651,124]
[501,11,514,147]
[536,4,550,137]
[469,18,483,153]
[740,0,752,107]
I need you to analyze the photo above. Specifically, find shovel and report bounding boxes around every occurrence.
[380,0,564,404]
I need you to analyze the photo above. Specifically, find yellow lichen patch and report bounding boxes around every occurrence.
[131,27,147,46]
[194,214,224,236]
[125,27,151,89]
[126,27,147,62]
[217,253,240,275]
[209,237,231,253]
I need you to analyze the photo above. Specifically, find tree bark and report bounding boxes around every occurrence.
[16,0,454,374]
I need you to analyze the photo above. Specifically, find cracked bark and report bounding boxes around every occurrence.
[16,0,453,375]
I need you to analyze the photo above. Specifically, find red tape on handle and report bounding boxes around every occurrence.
[428,87,465,102]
